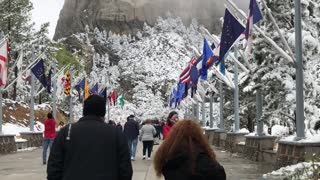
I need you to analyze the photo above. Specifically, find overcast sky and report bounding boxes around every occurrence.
[30,0,248,39]
[31,0,65,39]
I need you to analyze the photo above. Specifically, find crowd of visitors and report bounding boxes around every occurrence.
[44,94,226,180]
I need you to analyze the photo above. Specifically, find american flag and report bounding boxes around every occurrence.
[0,40,8,87]
[244,0,263,53]
[179,57,197,84]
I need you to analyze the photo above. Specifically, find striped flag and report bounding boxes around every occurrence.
[84,79,89,100]
[0,40,9,87]
[179,57,197,84]
[244,0,263,54]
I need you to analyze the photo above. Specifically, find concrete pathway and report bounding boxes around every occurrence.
[0,144,278,180]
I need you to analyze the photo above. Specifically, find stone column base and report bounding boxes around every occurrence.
[204,129,218,145]
[275,141,320,169]
[213,129,226,147]
[0,134,17,154]
[244,135,277,161]
[226,132,248,153]
[20,132,43,148]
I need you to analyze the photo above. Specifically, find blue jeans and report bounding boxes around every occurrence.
[127,138,138,158]
[43,138,54,163]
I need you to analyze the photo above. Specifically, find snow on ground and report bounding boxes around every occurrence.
[272,125,289,137]
[263,162,320,180]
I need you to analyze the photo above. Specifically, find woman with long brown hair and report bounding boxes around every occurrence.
[154,120,226,180]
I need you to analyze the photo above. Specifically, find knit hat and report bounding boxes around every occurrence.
[83,95,106,117]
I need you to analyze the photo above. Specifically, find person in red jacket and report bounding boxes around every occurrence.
[43,112,56,165]
[162,111,178,139]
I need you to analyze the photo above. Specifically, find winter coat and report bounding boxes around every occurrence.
[44,118,56,139]
[47,115,133,180]
[123,119,139,140]
[162,124,172,139]
[140,124,156,141]
[162,150,226,180]
[117,124,123,132]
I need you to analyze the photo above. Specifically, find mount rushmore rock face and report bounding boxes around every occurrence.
[54,0,224,40]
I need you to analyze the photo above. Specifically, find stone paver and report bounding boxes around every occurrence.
[0,144,278,180]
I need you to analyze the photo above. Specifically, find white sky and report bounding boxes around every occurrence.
[30,0,248,39]
[31,0,65,39]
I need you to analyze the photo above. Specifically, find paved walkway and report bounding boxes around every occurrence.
[0,144,277,180]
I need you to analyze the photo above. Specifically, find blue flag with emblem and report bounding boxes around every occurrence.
[219,9,245,75]
[31,59,47,89]
[201,38,215,80]
[74,78,85,91]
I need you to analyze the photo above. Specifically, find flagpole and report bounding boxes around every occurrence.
[234,50,240,132]
[30,48,35,132]
[201,81,206,127]
[256,88,263,136]
[0,32,3,134]
[52,62,57,119]
[219,81,224,130]
[69,70,73,123]
[294,0,305,139]
[209,93,213,128]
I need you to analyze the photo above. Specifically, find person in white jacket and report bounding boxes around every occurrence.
[140,119,157,160]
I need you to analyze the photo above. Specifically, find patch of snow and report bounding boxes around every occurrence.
[272,125,289,137]
[17,147,38,152]
[15,138,27,143]
[2,122,44,136]
[238,128,249,133]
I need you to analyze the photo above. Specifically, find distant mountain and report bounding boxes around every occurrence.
[54,0,224,40]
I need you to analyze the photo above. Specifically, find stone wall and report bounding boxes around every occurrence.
[244,136,277,161]
[204,129,216,145]
[20,132,43,148]
[225,132,248,153]
[275,141,320,169]
[213,130,226,147]
[0,134,17,154]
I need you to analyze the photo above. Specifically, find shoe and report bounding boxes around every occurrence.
[147,157,151,160]
[131,157,135,161]
[142,156,146,160]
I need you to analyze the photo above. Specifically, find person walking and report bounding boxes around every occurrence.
[123,115,140,161]
[47,95,132,180]
[162,111,178,139]
[116,121,123,132]
[43,112,56,165]
[139,119,157,160]
[154,120,226,180]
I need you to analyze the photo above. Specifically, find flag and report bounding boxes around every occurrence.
[74,78,85,91]
[219,9,245,75]
[84,79,89,100]
[62,71,71,96]
[31,59,47,88]
[99,87,107,102]
[90,83,99,94]
[0,40,9,87]
[56,72,65,98]
[201,38,216,80]
[169,88,177,108]
[46,68,52,94]
[179,57,197,84]
[16,51,24,86]
[109,91,116,106]
[244,0,263,53]
[117,95,125,108]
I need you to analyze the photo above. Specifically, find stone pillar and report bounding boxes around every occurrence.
[213,129,227,148]
[244,136,277,161]
[225,132,248,153]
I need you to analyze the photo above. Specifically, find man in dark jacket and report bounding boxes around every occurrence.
[123,115,139,161]
[47,95,132,180]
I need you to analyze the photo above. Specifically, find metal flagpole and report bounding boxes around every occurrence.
[30,48,35,131]
[0,32,3,134]
[69,70,73,123]
[52,62,57,119]
[294,0,305,139]
[234,52,240,132]
[201,81,206,127]
[107,71,110,121]
[219,81,224,130]
[209,93,213,128]
[256,89,263,136]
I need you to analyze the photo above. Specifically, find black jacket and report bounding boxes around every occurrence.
[47,116,133,180]
[162,150,226,180]
[123,119,139,140]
